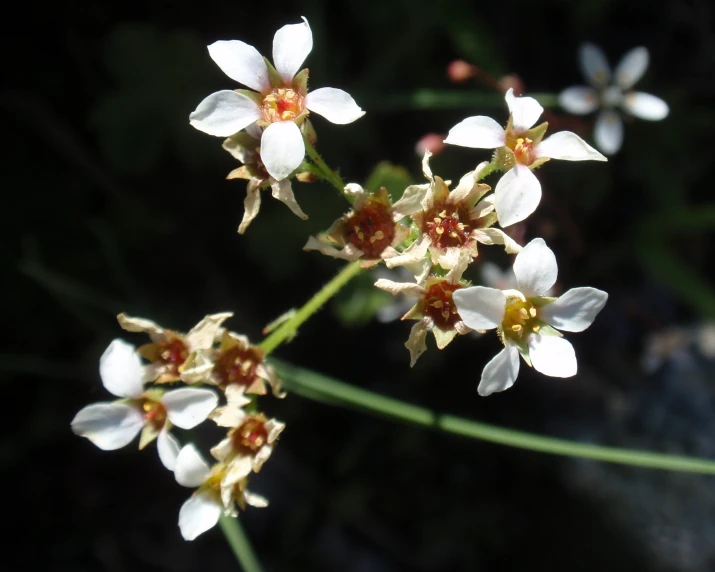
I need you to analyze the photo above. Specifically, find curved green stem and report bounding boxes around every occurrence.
[272,359,715,475]
[219,516,264,572]
[302,135,349,198]
[260,261,363,356]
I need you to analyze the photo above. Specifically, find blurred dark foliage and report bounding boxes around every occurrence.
[4,0,715,570]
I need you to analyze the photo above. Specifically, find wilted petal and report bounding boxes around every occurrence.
[238,187,261,234]
[505,88,543,131]
[99,339,144,399]
[453,286,505,331]
[405,321,429,367]
[622,92,669,121]
[260,120,305,181]
[494,165,542,228]
[208,40,270,92]
[273,17,313,83]
[540,287,608,332]
[374,279,425,297]
[117,314,165,339]
[579,43,611,87]
[186,313,233,351]
[444,116,505,149]
[162,388,219,430]
[190,91,261,137]
[179,491,222,541]
[157,428,181,471]
[271,178,308,219]
[528,334,577,377]
[535,131,606,162]
[305,87,365,124]
[558,86,599,115]
[474,227,522,254]
[303,236,362,261]
[392,184,430,219]
[384,234,431,269]
[513,238,558,297]
[71,402,144,450]
[478,344,520,396]
[594,110,624,155]
[433,326,458,349]
[175,444,212,487]
[614,47,649,90]
[245,491,269,508]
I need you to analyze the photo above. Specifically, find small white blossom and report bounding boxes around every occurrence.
[444,89,606,227]
[190,17,365,181]
[453,239,608,396]
[71,339,219,469]
[559,44,669,155]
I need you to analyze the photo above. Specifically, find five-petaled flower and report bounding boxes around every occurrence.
[559,44,669,155]
[223,124,308,234]
[452,239,608,396]
[174,444,268,541]
[444,88,606,227]
[190,17,365,181]
[71,339,219,469]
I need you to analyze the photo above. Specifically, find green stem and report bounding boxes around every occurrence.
[260,261,363,356]
[476,161,498,181]
[302,135,348,198]
[272,359,715,475]
[219,516,264,572]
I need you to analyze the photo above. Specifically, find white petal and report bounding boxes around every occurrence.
[443,116,505,149]
[535,131,606,162]
[244,491,269,508]
[539,287,608,332]
[505,88,543,131]
[528,335,577,377]
[189,91,261,137]
[260,121,305,181]
[579,43,611,87]
[162,388,219,430]
[272,17,312,83]
[622,92,669,121]
[494,165,542,228]
[558,86,599,115]
[614,47,649,90]
[478,344,520,396]
[207,40,270,92]
[594,110,623,155]
[179,491,222,541]
[157,428,181,471]
[174,444,212,487]
[452,286,506,330]
[305,87,365,124]
[99,339,144,398]
[513,238,557,297]
[71,402,144,450]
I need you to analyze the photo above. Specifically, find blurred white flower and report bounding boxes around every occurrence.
[190,17,364,181]
[71,340,219,469]
[453,239,608,396]
[445,89,605,227]
[559,44,669,155]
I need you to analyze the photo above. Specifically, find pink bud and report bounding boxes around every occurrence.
[415,133,447,157]
[498,74,524,95]
[446,60,478,83]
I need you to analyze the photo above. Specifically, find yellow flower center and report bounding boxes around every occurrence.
[502,297,540,341]
[261,88,305,123]
[509,136,533,165]
[140,397,167,430]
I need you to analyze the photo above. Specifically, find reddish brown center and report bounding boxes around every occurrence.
[213,345,264,388]
[140,398,167,430]
[423,281,463,329]
[345,202,396,258]
[261,88,305,123]
[424,204,472,249]
[232,416,269,454]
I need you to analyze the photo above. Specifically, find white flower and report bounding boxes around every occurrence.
[452,239,608,396]
[559,44,669,155]
[174,444,268,541]
[190,17,365,181]
[71,339,219,469]
[444,89,606,227]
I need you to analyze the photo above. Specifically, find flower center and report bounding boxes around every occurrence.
[261,88,305,123]
[504,135,534,166]
[139,335,189,378]
[502,298,539,341]
[232,416,269,455]
[214,345,264,388]
[140,397,167,430]
[601,85,624,108]
[423,280,463,329]
[424,205,472,249]
[345,202,396,258]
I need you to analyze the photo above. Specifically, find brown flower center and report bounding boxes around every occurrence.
[214,345,264,388]
[140,398,167,430]
[232,416,269,455]
[261,88,305,123]
[424,205,472,249]
[345,202,396,258]
[423,280,463,329]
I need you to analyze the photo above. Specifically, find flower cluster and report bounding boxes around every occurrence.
[72,313,285,540]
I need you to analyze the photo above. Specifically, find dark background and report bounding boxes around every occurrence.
[5,0,715,570]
